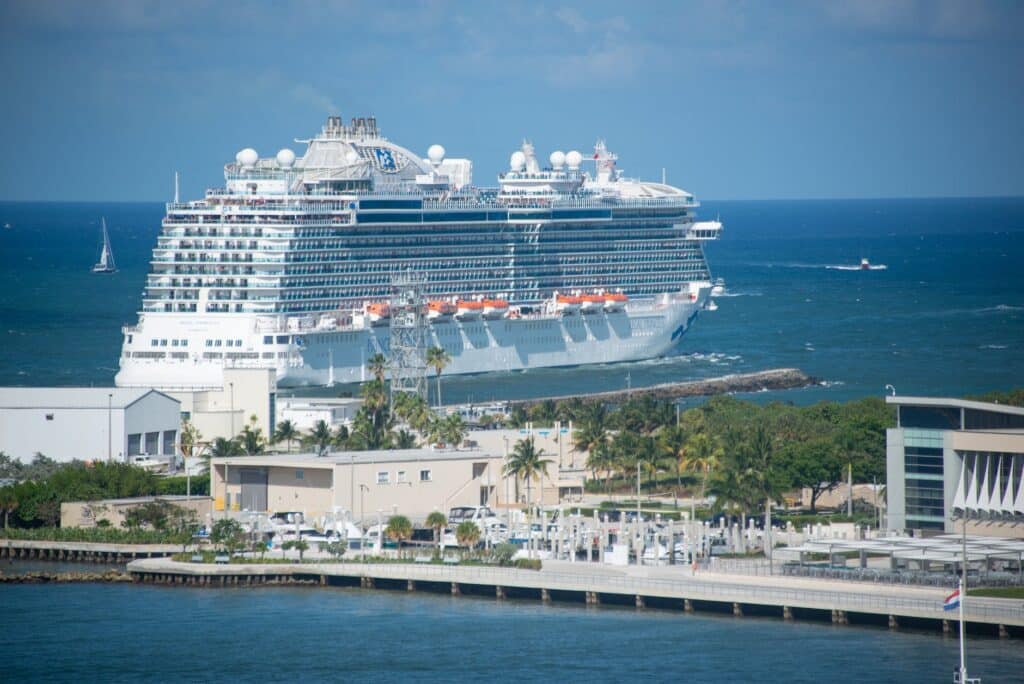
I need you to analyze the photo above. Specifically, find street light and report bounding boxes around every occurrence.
[885,384,896,397]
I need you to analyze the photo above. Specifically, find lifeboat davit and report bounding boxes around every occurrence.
[427,300,455,322]
[580,294,605,314]
[482,299,509,319]
[455,299,484,320]
[365,302,390,325]
[603,292,628,312]
[554,294,582,315]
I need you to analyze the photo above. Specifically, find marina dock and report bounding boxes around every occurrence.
[127,558,1022,638]
[1,540,180,563]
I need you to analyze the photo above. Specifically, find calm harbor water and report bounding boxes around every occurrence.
[1,198,1022,404]
[2,583,1022,683]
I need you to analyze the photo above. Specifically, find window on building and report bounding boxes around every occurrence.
[397,470,407,484]
[899,406,960,430]
[377,471,389,485]
[295,469,304,480]
[264,335,273,344]
[419,469,431,482]
[162,430,176,455]
[45,413,54,421]
[127,433,141,456]
[472,462,487,479]
[144,432,159,455]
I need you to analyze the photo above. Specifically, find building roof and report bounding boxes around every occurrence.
[212,447,503,468]
[886,395,1024,417]
[0,387,179,410]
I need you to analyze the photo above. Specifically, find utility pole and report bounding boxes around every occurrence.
[847,462,853,517]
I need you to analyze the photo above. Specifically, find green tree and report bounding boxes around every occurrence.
[367,352,388,383]
[0,487,18,531]
[681,432,724,503]
[456,520,481,554]
[425,346,451,408]
[424,511,447,552]
[385,515,413,558]
[504,437,553,512]
[282,538,310,561]
[392,429,417,449]
[273,419,300,453]
[179,420,202,460]
[324,540,347,561]
[209,437,243,459]
[305,420,335,457]
[210,518,245,555]
[239,419,266,456]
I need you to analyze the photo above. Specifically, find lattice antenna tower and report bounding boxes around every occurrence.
[388,270,428,406]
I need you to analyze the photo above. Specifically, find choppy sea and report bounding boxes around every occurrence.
[1,197,1022,403]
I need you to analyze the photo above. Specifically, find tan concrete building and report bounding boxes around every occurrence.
[169,368,277,442]
[211,448,519,523]
[61,495,212,529]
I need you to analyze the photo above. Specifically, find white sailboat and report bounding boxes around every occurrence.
[92,218,117,274]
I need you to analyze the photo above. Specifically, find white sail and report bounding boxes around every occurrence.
[976,454,991,513]
[963,455,979,512]
[952,458,967,512]
[1015,455,1024,515]
[1000,454,1015,514]
[93,218,116,273]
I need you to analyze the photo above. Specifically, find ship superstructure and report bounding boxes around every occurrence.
[115,116,721,390]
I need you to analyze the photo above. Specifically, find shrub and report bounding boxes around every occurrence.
[513,558,542,571]
[492,543,517,566]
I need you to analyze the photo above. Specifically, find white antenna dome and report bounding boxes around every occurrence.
[549,150,566,170]
[510,151,526,171]
[566,150,583,169]
[236,148,258,169]
[345,150,359,164]
[276,148,296,168]
[427,144,445,165]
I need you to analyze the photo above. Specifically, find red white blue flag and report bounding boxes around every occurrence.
[944,588,961,611]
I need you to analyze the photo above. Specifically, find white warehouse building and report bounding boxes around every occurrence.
[0,388,181,463]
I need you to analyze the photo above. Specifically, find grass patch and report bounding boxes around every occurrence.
[967,587,1024,600]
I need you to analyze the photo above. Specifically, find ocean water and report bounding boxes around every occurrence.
[0,198,1022,403]
[2,583,1022,683]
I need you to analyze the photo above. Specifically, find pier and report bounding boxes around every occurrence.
[1,539,181,564]
[127,558,1023,638]
[509,368,819,407]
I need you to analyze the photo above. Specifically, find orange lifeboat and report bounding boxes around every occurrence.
[603,292,628,312]
[579,294,605,314]
[365,302,390,325]
[482,299,509,319]
[427,300,455,322]
[455,299,484,320]
[554,293,582,315]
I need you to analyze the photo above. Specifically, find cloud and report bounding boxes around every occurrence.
[820,0,1004,41]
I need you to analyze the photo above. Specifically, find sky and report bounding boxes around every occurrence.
[0,0,1022,202]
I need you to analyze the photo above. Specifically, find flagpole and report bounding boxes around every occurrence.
[959,513,967,683]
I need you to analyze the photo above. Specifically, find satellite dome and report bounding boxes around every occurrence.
[276,148,296,168]
[427,144,445,165]
[566,150,583,169]
[345,150,359,164]
[236,148,258,168]
[549,150,566,170]
[510,151,526,171]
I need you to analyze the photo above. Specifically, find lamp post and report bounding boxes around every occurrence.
[503,435,510,533]
[359,484,369,558]
[229,382,235,438]
[107,393,113,463]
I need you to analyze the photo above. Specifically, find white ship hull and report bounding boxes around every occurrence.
[115,291,708,390]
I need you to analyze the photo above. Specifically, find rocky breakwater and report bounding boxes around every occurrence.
[0,569,133,584]
[514,368,820,407]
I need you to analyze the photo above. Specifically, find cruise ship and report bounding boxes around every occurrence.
[115,116,721,390]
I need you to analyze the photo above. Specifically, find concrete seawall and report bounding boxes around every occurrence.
[510,368,820,407]
[1,539,181,563]
[126,558,1023,639]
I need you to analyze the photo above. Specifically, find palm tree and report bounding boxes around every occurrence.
[659,424,689,490]
[504,437,553,513]
[456,520,481,556]
[209,437,243,459]
[367,352,388,383]
[273,420,299,453]
[240,423,266,456]
[425,511,447,553]
[682,432,724,504]
[574,402,609,457]
[385,515,412,558]
[441,414,467,448]
[425,346,451,408]
[305,420,334,457]
[0,487,18,531]
[392,429,417,449]
[333,424,350,449]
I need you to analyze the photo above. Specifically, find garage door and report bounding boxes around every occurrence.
[239,468,268,512]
